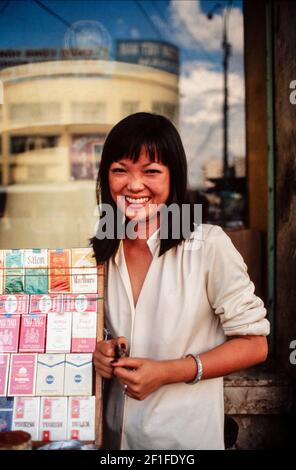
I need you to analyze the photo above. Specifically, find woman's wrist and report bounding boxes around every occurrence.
[160,357,199,385]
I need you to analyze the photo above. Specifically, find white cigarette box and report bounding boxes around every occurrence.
[36,354,65,396]
[64,354,93,396]
[39,396,68,441]
[67,396,95,441]
[71,248,97,294]
[12,396,40,440]
[71,310,97,353]
[71,273,98,294]
[0,354,10,396]
[46,312,72,353]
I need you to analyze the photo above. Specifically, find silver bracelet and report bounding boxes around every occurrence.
[185,353,203,384]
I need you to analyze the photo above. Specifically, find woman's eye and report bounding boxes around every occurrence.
[111,168,126,173]
[145,169,161,174]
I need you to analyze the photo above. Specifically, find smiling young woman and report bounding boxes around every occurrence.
[91,112,269,451]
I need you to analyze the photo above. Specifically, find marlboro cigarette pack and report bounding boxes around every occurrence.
[30,294,63,314]
[0,314,21,352]
[39,396,68,441]
[19,314,47,353]
[0,251,3,295]
[12,396,40,440]
[0,294,30,314]
[0,354,10,396]
[64,354,93,396]
[71,248,97,293]
[46,311,72,353]
[49,249,71,293]
[8,353,37,396]
[24,249,48,294]
[36,354,65,396]
[4,250,25,294]
[0,397,14,432]
[67,396,95,441]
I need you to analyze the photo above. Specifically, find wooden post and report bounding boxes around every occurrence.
[95,262,105,447]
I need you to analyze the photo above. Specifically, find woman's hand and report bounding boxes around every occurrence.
[93,336,128,379]
[112,357,168,400]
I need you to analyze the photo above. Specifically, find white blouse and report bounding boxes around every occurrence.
[104,224,270,450]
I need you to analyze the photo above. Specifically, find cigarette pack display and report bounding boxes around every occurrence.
[12,396,40,440]
[67,396,95,441]
[71,309,97,353]
[64,354,92,396]
[46,311,72,353]
[30,294,63,314]
[49,249,71,293]
[64,293,97,313]
[0,251,3,295]
[36,354,65,396]
[19,314,47,353]
[39,397,68,441]
[71,248,96,272]
[0,397,14,432]
[0,354,10,396]
[4,250,25,294]
[71,273,97,294]
[0,294,30,314]
[0,314,21,352]
[8,353,37,396]
[24,249,48,294]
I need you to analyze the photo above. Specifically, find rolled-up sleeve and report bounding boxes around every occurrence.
[205,225,270,337]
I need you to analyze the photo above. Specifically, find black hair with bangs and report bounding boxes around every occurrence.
[91,112,194,263]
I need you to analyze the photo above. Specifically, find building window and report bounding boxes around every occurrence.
[121,101,139,118]
[152,102,177,122]
[70,134,105,180]
[9,103,61,123]
[10,136,59,155]
[71,102,106,123]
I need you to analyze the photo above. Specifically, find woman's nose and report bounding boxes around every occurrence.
[126,175,145,191]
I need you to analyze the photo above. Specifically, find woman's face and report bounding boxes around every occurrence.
[109,147,170,223]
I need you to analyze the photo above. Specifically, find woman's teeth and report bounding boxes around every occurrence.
[125,197,150,204]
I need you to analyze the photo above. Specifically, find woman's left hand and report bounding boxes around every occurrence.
[111,357,167,401]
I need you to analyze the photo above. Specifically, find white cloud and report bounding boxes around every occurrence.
[166,1,245,188]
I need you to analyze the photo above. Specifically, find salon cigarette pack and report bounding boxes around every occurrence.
[64,354,92,396]
[0,314,21,352]
[0,294,30,314]
[24,249,48,294]
[30,294,63,314]
[0,397,14,432]
[8,353,37,396]
[12,396,40,440]
[67,396,95,441]
[0,251,3,295]
[49,249,71,293]
[19,314,47,353]
[4,250,25,294]
[0,354,10,396]
[46,311,72,353]
[36,354,65,396]
[39,396,68,441]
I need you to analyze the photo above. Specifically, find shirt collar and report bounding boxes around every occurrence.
[114,228,161,266]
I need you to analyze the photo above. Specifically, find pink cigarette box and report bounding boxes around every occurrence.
[8,353,37,396]
[0,354,10,396]
[0,314,21,352]
[0,295,30,314]
[19,314,47,353]
[30,294,63,314]
[63,294,97,313]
